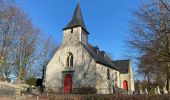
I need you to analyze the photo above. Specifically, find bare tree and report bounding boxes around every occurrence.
[0,0,19,81]
[126,0,170,91]
[0,0,59,82]
[30,36,58,82]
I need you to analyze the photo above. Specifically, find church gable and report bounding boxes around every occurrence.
[112,60,132,74]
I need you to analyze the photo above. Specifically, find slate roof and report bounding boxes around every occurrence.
[82,43,119,70]
[63,3,89,34]
[112,60,130,73]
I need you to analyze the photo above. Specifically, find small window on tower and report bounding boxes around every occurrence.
[71,29,73,33]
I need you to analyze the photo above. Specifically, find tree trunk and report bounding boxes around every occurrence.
[167,63,170,91]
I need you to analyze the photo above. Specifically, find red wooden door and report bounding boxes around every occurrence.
[123,80,128,91]
[64,74,72,93]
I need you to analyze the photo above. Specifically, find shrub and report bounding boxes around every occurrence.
[36,79,43,86]
[26,78,43,87]
[72,86,97,94]
[26,78,37,86]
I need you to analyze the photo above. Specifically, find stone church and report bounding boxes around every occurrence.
[45,3,135,94]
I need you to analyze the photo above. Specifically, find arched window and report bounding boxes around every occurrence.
[107,68,110,80]
[114,72,118,87]
[66,52,73,67]
[115,72,117,82]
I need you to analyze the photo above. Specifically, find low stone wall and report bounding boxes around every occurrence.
[0,88,15,96]
[0,81,24,95]
[48,94,170,100]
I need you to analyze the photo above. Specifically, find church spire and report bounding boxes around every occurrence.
[63,2,89,34]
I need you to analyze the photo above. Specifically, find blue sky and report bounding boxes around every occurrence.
[15,0,144,74]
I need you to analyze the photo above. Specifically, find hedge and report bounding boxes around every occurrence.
[48,94,170,100]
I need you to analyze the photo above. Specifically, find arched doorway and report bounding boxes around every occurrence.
[64,74,72,93]
[123,80,128,91]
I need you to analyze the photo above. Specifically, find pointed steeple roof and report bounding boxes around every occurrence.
[63,3,89,34]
